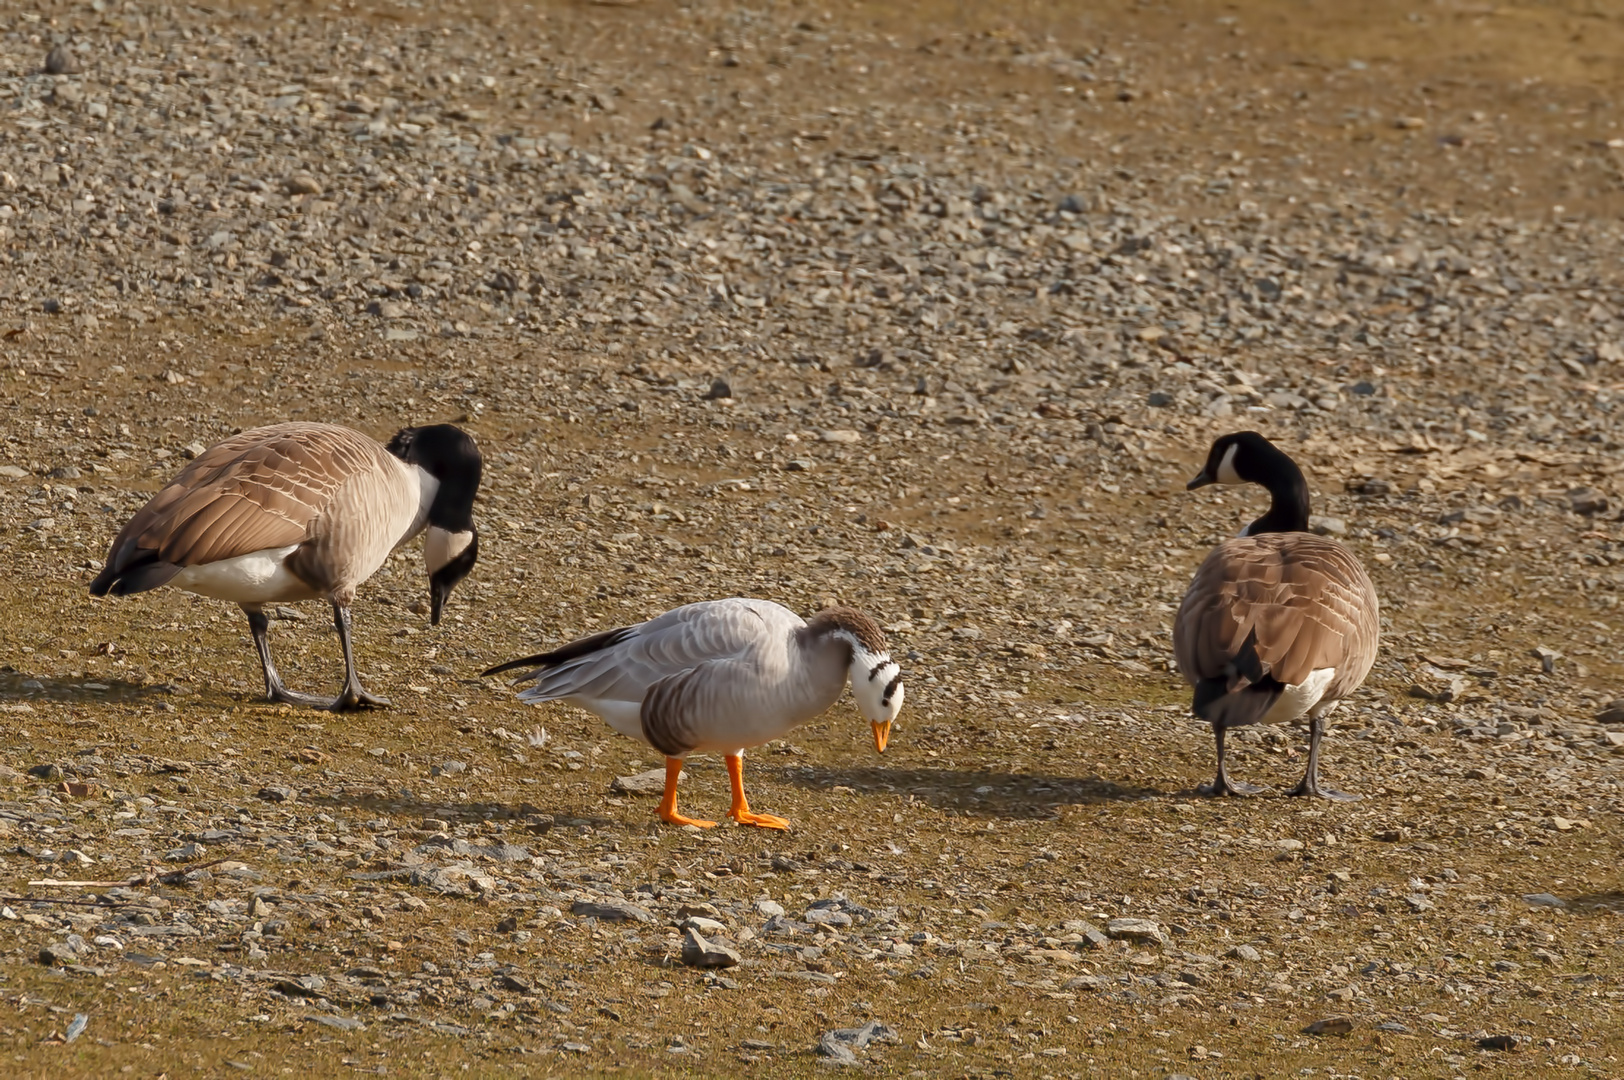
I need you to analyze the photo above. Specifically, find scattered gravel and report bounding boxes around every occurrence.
[0,0,1621,1074]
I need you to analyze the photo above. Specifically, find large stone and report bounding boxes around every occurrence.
[1105,917,1169,948]
[680,927,741,969]
[570,899,654,924]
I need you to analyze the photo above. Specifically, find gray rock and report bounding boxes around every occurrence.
[1568,487,1608,515]
[44,45,81,75]
[817,1019,899,1063]
[305,1014,364,1032]
[680,927,741,968]
[817,1035,858,1065]
[611,766,680,796]
[702,378,733,400]
[1520,892,1566,908]
[164,842,206,862]
[257,785,296,803]
[1105,917,1169,947]
[1226,944,1261,962]
[570,899,654,924]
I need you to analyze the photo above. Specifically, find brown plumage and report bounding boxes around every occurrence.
[99,425,400,600]
[801,606,890,657]
[1175,533,1378,699]
[1176,431,1381,800]
[90,422,483,711]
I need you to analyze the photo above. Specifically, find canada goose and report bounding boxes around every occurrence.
[1174,431,1379,800]
[89,422,482,711]
[483,599,905,830]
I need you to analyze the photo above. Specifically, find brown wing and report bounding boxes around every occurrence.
[103,424,388,571]
[1174,533,1379,697]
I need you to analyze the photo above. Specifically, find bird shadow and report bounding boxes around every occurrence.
[1565,892,1624,913]
[773,764,1162,821]
[304,790,616,832]
[0,667,182,706]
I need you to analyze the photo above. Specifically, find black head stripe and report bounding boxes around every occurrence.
[881,672,902,704]
[868,659,891,682]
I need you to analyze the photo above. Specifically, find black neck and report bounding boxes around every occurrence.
[387,425,482,532]
[1244,446,1311,535]
[429,483,478,533]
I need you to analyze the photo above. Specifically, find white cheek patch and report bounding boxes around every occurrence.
[1215,442,1243,485]
[426,527,474,574]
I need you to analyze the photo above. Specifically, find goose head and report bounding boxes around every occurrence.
[1187,430,1279,490]
[850,648,905,753]
[1186,430,1311,535]
[388,423,484,624]
[807,606,906,752]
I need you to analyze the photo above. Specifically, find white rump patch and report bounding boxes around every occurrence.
[1258,666,1337,725]
[425,526,474,574]
[170,544,314,604]
[1215,442,1243,485]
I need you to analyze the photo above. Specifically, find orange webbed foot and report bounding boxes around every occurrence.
[659,807,717,828]
[729,808,790,830]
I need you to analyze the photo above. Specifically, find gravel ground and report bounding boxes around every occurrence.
[2,0,1623,1076]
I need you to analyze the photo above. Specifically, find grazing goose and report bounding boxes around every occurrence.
[483,599,905,830]
[90,422,482,711]
[1174,431,1379,800]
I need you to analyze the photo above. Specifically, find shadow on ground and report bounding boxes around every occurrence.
[306,790,616,831]
[776,765,1163,819]
[0,668,184,705]
[1567,892,1624,913]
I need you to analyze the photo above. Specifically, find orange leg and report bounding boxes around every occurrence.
[726,753,790,830]
[657,756,715,828]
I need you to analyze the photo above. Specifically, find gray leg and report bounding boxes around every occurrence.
[331,603,390,711]
[1197,724,1263,797]
[1287,712,1359,801]
[245,607,334,709]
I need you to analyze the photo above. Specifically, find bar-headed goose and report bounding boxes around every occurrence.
[1174,431,1379,800]
[90,422,482,711]
[483,599,905,830]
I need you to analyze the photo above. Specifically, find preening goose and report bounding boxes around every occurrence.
[90,422,482,711]
[483,599,905,830]
[1174,431,1380,801]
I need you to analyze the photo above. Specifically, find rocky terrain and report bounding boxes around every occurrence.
[1,0,1622,1075]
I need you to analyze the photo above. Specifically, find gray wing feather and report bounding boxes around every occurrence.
[514,598,800,705]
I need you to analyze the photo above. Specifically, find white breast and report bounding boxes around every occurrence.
[1258,666,1337,725]
[169,544,316,605]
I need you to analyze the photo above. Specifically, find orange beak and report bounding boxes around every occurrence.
[872,720,891,754]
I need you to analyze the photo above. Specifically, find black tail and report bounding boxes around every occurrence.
[481,625,637,679]
[89,552,181,597]
[1191,627,1281,730]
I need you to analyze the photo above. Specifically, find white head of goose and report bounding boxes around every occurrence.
[1174,431,1380,801]
[89,422,482,711]
[483,599,905,830]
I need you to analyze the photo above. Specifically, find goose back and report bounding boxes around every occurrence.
[92,423,422,603]
[1175,532,1379,703]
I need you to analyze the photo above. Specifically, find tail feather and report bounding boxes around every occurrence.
[89,552,181,597]
[1191,626,1281,730]
[1193,678,1283,730]
[481,624,638,680]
